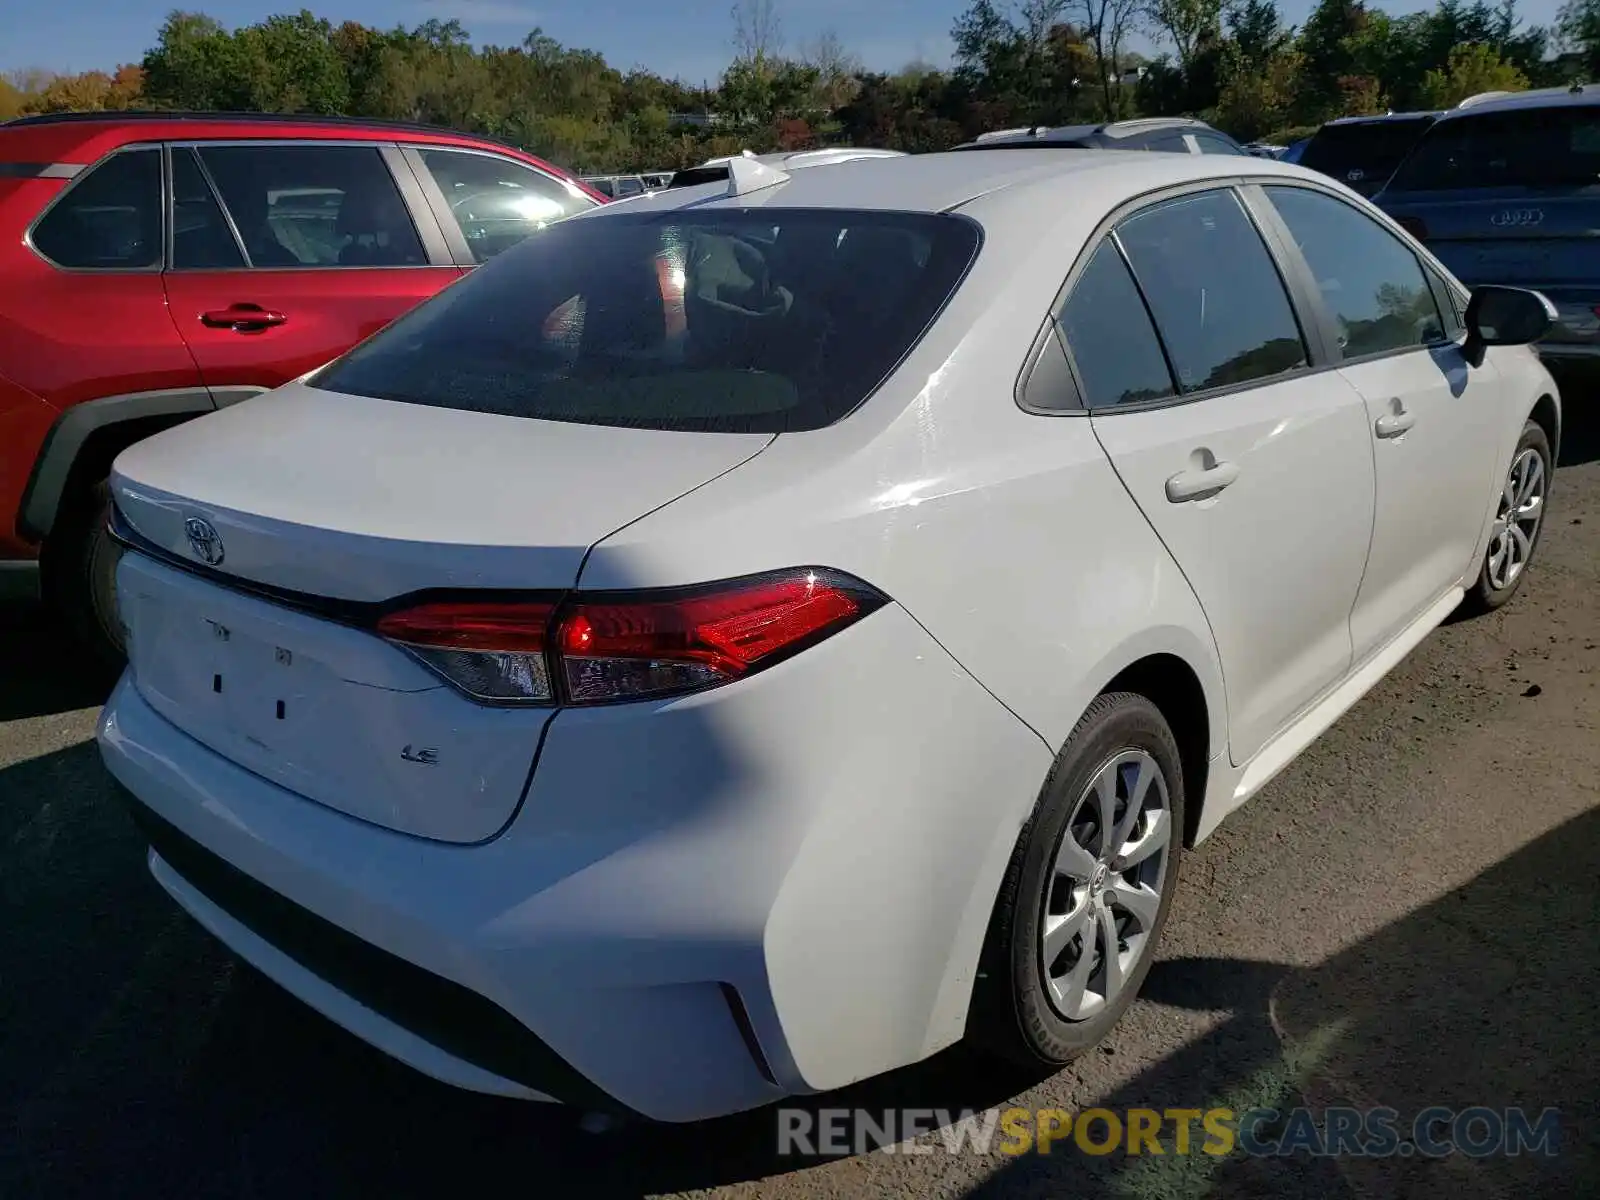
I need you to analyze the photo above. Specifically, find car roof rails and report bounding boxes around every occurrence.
[0,108,532,156]
[1455,91,1513,109]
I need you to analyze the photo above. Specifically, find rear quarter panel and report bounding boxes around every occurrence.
[0,375,58,552]
[579,186,1229,766]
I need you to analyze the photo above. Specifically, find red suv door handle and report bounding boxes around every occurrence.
[200,304,288,332]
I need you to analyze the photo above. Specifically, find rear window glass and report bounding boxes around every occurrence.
[1386,106,1600,192]
[1300,118,1434,179]
[30,147,162,269]
[313,209,981,432]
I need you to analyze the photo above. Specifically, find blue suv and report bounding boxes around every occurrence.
[1376,85,1600,364]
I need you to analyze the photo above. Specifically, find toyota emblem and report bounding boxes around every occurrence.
[184,516,225,566]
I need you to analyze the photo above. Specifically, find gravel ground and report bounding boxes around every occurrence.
[2,404,1596,1200]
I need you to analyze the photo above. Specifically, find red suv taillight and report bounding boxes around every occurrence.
[376,569,886,706]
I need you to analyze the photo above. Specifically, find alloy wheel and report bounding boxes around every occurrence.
[1486,446,1547,593]
[1040,749,1172,1021]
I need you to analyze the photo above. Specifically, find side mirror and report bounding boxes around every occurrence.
[1462,285,1557,367]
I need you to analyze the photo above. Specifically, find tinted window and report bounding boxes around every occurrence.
[172,148,245,269]
[1194,133,1246,156]
[313,209,980,433]
[1266,186,1444,357]
[1387,106,1600,192]
[31,148,161,269]
[615,176,646,197]
[1116,190,1307,392]
[1299,118,1434,182]
[199,145,425,268]
[417,149,595,263]
[1058,240,1175,407]
[1149,134,1192,154]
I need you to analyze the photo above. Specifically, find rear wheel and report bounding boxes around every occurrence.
[969,692,1184,1066]
[1460,420,1552,616]
[43,477,126,675]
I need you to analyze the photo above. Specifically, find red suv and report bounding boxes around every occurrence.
[0,111,603,664]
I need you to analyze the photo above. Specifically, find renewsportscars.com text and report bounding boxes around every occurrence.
[776,1105,1561,1159]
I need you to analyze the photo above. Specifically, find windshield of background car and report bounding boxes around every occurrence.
[1387,106,1600,191]
[1300,118,1434,179]
[312,208,982,432]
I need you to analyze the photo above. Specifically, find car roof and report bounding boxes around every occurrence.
[0,109,561,172]
[1322,111,1440,126]
[956,117,1217,149]
[701,147,907,169]
[610,147,1315,217]
[1432,83,1600,121]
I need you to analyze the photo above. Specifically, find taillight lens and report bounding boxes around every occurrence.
[375,570,885,706]
[376,600,557,703]
[560,571,878,703]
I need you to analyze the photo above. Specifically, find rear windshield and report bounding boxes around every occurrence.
[312,208,981,432]
[1300,118,1434,178]
[1386,106,1600,192]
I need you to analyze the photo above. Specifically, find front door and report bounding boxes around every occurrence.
[162,141,460,396]
[1261,185,1507,661]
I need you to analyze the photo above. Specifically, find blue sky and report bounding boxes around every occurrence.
[0,0,1569,85]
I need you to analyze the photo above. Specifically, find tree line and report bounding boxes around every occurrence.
[2,0,1598,173]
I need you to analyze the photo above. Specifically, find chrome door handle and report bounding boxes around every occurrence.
[1165,461,1240,503]
[1374,409,1416,438]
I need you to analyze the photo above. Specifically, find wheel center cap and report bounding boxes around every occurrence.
[1090,863,1109,893]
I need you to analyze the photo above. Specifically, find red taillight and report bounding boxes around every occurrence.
[376,601,554,652]
[1395,216,1429,241]
[377,600,557,703]
[375,571,884,706]
[559,573,871,703]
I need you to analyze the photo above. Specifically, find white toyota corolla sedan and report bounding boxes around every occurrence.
[97,148,1560,1123]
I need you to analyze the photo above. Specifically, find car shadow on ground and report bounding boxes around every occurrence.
[957,805,1599,1200]
[0,603,115,723]
[1,728,1593,1199]
[1551,366,1600,468]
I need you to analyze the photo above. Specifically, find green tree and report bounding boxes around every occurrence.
[1419,41,1528,106]
[233,11,351,113]
[1295,0,1371,122]
[1558,0,1600,75]
[1146,0,1222,69]
[141,11,251,109]
[1215,43,1302,139]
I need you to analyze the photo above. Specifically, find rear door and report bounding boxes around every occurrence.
[1260,184,1506,659]
[400,145,599,267]
[162,140,461,399]
[4,143,200,412]
[1071,187,1377,767]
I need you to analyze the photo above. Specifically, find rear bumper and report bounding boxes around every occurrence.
[1536,340,1600,363]
[96,603,1051,1122]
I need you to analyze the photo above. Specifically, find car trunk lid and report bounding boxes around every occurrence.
[110,383,772,600]
[110,384,771,843]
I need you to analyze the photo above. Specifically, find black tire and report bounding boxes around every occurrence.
[42,477,126,676]
[968,691,1185,1067]
[1460,420,1553,618]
